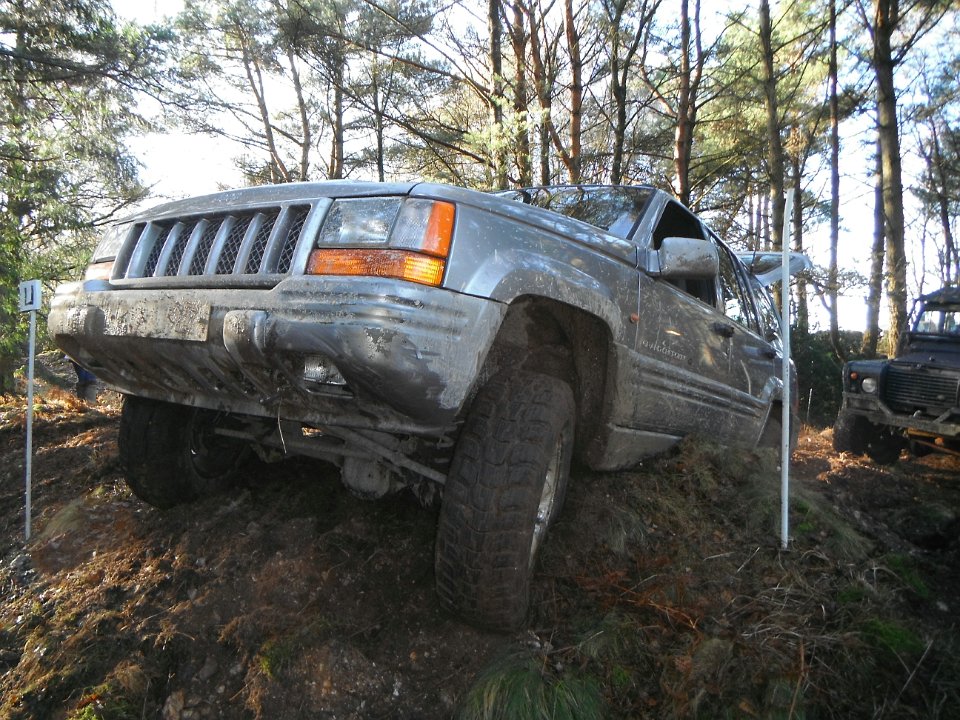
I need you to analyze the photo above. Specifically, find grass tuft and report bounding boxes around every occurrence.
[457,650,605,720]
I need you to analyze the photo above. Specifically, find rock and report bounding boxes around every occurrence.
[198,656,218,681]
[162,690,185,720]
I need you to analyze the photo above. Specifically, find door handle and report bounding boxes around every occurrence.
[712,322,735,338]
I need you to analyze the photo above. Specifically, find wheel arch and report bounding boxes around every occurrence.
[474,295,615,463]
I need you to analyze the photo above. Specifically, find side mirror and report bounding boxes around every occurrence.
[736,251,812,286]
[644,237,719,279]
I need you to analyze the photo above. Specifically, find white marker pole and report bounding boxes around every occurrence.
[18,280,41,542]
[781,190,794,551]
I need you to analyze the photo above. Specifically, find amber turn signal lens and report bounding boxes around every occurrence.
[307,249,445,287]
[421,201,455,257]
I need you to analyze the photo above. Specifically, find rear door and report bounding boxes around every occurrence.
[710,234,779,440]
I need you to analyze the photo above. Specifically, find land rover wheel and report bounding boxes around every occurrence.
[833,411,868,455]
[119,396,249,509]
[435,370,575,631]
[864,428,903,466]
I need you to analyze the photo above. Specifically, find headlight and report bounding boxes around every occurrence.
[860,377,878,394]
[91,223,132,262]
[307,197,455,287]
[84,223,134,281]
[316,197,403,246]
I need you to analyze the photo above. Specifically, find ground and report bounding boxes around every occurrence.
[0,354,958,719]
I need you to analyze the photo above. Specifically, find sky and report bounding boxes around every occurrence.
[112,0,242,197]
[109,0,888,332]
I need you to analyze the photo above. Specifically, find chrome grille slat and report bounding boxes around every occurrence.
[154,221,186,276]
[233,212,268,274]
[173,220,204,276]
[141,223,170,277]
[244,210,280,273]
[114,204,312,279]
[278,206,310,273]
[202,216,236,275]
[124,222,164,279]
[260,206,296,273]
[188,220,221,275]
[217,215,252,274]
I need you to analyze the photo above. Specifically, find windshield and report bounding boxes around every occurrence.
[495,186,654,238]
[913,303,960,335]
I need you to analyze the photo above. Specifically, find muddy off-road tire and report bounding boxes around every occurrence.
[833,411,868,455]
[119,396,249,509]
[833,411,902,465]
[757,412,782,449]
[435,370,575,630]
[864,429,903,466]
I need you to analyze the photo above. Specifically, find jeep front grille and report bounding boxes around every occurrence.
[117,204,314,279]
[882,364,960,414]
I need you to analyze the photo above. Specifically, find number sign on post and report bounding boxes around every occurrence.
[18,280,41,542]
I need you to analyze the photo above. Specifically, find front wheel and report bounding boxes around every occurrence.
[435,371,575,631]
[119,396,250,509]
[833,411,868,455]
[833,410,902,465]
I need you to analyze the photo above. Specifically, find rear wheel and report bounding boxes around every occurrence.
[864,428,903,466]
[435,370,575,630]
[757,410,782,449]
[119,396,250,509]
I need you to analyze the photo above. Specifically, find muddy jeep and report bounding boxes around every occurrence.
[835,286,960,465]
[50,181,799,629]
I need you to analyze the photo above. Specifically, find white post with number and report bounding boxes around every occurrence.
[781,190,794,551]
[18,280,41,542]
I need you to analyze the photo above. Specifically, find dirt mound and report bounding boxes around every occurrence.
[1,357,958,718]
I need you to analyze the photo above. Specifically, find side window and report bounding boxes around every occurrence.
[651,201,705,248]
[714,241,757,332]
[945,310,960,334]
[751,277,782,347]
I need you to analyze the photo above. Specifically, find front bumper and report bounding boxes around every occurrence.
[49,276,506,433]
[840,392,960,439]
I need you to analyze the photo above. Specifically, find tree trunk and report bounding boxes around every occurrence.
[509,2,532,186]
[926,122,957,283]
[526,2,554,184]
[288,48,311,181]
[372,57,387,183]
[607,0,652,185]
[762,192,771,250]
[672,0,700,205]
[330,78,344,179]
[872,0,908,354]
[862,141,884,358]
[609,0,626,184]
[489,0,508,188]
[759,0,785,252]
[639,0,699,204]
[759,0,785,309]
[828,0,843,357]
[563,0,583,183]
[241,45,290,183]
[791,156,808,332]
